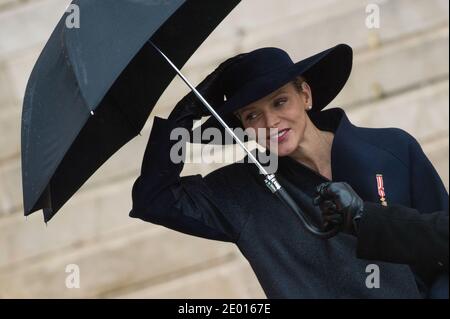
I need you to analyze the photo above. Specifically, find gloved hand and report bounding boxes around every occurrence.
[167,53,247,129]
[313,182,364,234]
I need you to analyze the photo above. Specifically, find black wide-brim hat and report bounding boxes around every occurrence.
[192,43,353,144]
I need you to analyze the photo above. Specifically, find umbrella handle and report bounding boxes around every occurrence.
[265,174,339,239]
[150,41,339,239]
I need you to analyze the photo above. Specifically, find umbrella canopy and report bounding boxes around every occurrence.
[22,0,241,222]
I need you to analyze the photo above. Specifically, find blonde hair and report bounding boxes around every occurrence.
[292,75,307,93]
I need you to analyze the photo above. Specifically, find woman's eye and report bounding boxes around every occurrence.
[274,98,288,107]
[246,113,257,121]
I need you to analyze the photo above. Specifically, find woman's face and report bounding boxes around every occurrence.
[234,80,313,157]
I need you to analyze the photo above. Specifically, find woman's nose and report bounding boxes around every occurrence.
[264,112,280,128]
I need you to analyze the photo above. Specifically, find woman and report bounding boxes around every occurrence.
[129,44,448,298]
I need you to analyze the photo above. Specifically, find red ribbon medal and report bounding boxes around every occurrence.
[376,174,388,206]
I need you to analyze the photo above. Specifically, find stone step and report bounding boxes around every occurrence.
[0,0,70,60]
[0,0,18,9]
[114,256,265,299]
[349,79,449,144]
[0,176,141,268]
[0,0,356,61]
[0,224,239,298]
[0,0,36,11]
[423,136,449,190]
[334,26,449,107]
[187,0,449,71]
[0,60,19,113]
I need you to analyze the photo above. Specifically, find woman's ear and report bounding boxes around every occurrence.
[301,81,313,109]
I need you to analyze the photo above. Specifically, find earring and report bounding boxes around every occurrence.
[307,105,313,111]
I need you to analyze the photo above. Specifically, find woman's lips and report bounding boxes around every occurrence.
[268,128,291,143]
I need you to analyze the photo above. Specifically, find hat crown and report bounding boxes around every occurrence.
[222,47,294,98]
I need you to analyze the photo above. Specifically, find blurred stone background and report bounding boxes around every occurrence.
[0,0,448,298]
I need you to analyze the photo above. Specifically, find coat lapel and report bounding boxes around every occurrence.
[330,109,406,205]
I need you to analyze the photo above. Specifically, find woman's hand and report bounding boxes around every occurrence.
[168,54,247,129]
[313,182,364,235]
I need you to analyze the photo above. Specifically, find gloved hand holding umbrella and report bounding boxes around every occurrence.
[167,54,247,129]
[313,181,365,235]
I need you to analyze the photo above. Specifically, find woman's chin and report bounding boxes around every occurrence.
[277,149,293,157]
[267,144,295,157]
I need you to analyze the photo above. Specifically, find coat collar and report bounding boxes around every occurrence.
[307,107,385,201]
[277,107,356,180]
[246,107,379,199]
[309,106,355,135]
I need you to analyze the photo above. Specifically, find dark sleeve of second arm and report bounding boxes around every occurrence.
[129,116,249,243]
[356,202,449,273]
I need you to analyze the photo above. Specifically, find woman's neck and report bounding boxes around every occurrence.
[289,118,334,180]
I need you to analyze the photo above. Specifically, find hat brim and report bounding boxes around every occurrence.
[192,43,353,145]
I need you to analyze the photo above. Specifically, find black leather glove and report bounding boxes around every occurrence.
[313,182,364,234]
[167,53,247,129]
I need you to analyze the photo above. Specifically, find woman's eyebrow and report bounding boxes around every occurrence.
[270,89,288,100]
[240,105,256,113]
[239,89,288,114]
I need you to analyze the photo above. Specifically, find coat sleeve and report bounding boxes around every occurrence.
[356,202,449,272]
[406,134,449,297]
[407,134,449,214]
[128,116,248,243]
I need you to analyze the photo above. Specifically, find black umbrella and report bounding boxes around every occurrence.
[22,0,241,222]
[22,0,338,238]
